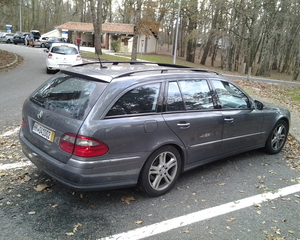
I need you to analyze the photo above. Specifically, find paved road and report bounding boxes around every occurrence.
[0,44,300,240]
[0,44,50,132]
[224,74,300,87]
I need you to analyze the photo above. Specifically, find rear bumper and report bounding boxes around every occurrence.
[19,129,141,191]
[46,60,83,71]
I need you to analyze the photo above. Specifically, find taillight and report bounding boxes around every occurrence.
[59,133,109,157]
[22,117,28,128]
[76,55,82,61]
[48,53,53,59]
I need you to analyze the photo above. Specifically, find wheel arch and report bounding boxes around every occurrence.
[279,117,290,131]
[139,143,186,177]
[137,143,186,196]
[264,117,289,154]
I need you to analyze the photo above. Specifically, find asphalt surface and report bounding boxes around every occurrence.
[0,43,300,240]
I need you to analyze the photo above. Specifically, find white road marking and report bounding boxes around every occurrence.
[0,161,32,170]
[0,127,33,170]
[0,127,20,137]
[99,183,300,240]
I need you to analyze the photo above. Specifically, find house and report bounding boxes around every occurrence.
[44,21,158,53]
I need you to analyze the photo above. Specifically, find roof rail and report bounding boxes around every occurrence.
[72,61,221,78]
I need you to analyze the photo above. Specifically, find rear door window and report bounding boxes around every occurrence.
[106,83,161,116]
[30,73,107,120]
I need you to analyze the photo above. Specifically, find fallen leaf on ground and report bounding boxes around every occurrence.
[226,218,236,222]
[216,183,226,186]
[135,221,143,226]
[34,184,49,192]
[121,196,136,205]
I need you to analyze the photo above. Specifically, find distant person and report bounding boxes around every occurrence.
[29,33,34,47]
[76,38,81,51]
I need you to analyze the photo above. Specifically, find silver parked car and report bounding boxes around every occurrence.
[34,36,48,48]
[19,62,290,197]
[0,32,14,43]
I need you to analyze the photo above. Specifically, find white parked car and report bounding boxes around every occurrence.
[44,43,83,74]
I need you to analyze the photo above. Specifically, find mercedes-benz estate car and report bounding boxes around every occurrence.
[19,62,290,197]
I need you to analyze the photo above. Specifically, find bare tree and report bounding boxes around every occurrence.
[89,0,103,55]
[131,0,143,61]
[200,0,222,65]
[185,0,198,63]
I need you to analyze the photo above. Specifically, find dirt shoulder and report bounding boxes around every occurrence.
[0,49,24,73]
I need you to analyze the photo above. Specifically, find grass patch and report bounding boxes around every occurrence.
[81,52,131,62]
[290,89,300,101]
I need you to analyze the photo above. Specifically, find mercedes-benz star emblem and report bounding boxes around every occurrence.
[37,111,43,119]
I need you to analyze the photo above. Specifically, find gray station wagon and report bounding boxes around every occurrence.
[19,62,290,197]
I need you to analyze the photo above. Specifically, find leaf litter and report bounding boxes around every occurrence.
[0,81,299,239]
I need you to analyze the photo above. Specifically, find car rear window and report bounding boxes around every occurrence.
[30,73,107,120]
[51,46,78,54]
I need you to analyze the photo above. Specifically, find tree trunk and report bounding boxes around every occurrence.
[200,1,220,65]
[292,43,300,81]
[131,0,142,61]
[185,0,198,63]
[200,34,214,65]
[90,0,103,55]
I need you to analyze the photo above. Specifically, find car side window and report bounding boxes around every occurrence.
[166,82,185,111]
[166,79,213,111]
[212,80,250,109]
[106,83,161,116]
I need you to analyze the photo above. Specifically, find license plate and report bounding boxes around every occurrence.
[59,64,71,68]
[32,122,55,142]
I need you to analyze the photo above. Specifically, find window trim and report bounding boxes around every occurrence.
[163,79,215,112]
[104,82,164,118]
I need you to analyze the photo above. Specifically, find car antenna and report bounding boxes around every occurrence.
[97,53,107,69]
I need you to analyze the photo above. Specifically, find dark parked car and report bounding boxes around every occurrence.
[13,32,30,45]
[45,37,68,49]
[19,62,290,197]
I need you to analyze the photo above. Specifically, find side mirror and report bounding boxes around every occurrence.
[44,49,49,53]
[254,100,264,110]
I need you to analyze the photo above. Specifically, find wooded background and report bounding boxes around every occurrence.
[1,0,300,80]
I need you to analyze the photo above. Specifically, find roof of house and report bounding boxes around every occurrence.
[55,22,134,35]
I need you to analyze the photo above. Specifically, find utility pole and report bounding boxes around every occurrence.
[19,1,22,32]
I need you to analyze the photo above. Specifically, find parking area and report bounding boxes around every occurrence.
[1,126,300,239]
[0,43,300,240]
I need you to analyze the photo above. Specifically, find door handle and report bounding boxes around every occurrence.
[177,122,190,128]
[224,117,234,123]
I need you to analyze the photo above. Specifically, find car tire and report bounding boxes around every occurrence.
[41,43,45,48]
[46,68,52,74]
[264,120,288,154]
[139,146,181,197]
